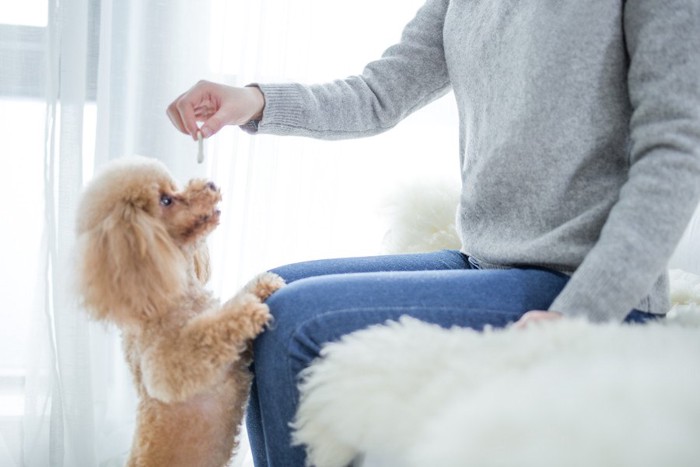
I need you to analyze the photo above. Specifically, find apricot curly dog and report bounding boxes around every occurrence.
[75,155,284,466]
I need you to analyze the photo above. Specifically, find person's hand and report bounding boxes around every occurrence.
[513,310,563,329]
[166,80,265,140]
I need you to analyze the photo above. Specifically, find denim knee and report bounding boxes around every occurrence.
[253,279,323,391]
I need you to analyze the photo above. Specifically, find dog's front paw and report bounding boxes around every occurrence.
[245,272,286,301]
[249,302,272,334]
[222,292,272,338]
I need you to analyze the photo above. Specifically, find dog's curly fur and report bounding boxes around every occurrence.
[75,155,284,466]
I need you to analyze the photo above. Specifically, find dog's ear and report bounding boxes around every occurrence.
[192,241,211,284]
[76,201,187,326]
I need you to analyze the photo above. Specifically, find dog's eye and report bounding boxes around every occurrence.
[160,194,173,206]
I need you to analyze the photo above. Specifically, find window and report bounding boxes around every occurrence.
[0,0,99,99]
[0,4,46,423]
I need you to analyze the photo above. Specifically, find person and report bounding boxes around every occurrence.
[167,1,700,465]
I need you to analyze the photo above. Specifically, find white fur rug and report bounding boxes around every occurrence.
[381,180,461,254]
[292,270,700,467]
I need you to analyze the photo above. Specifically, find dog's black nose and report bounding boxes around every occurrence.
[206,182,217,191]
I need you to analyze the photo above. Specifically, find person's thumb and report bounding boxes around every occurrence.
[200,112,225,138]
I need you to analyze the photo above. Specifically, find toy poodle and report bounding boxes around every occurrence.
[75,155,284,466]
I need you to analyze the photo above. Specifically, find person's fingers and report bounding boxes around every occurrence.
[180,102,199,140]
[166,91,189,135]
[166,93,199,139]
[200,109,229,138]
[175,93,201,140]
[513,310,562,329]
[167,81,215,140]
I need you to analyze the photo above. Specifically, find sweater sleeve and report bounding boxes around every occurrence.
[250,0,451,140]
[549,0,700,322]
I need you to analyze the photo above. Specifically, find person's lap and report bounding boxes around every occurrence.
[246,250,574,466]
[246,250,659,465]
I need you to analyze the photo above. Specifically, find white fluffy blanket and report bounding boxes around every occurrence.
[292,270,700,467]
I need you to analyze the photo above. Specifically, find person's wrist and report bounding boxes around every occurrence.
[246,85,265,122]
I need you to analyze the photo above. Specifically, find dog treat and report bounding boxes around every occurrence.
[197,130,204,164]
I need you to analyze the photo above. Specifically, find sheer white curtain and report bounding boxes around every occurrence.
[0,0,458,465]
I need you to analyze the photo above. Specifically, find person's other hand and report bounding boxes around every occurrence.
[513,310,563,329]
[166,80,265,140]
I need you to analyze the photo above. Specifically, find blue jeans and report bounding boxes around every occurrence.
[246,250,656,466]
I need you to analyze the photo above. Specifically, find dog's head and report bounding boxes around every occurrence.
[75,156,221,326]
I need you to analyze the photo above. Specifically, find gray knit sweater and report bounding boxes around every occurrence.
[251,0,700,322]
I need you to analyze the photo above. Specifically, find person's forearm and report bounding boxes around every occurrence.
[253,0,451,139]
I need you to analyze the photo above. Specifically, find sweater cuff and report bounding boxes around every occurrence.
[549,265,631,323]
[243,83,306,135]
